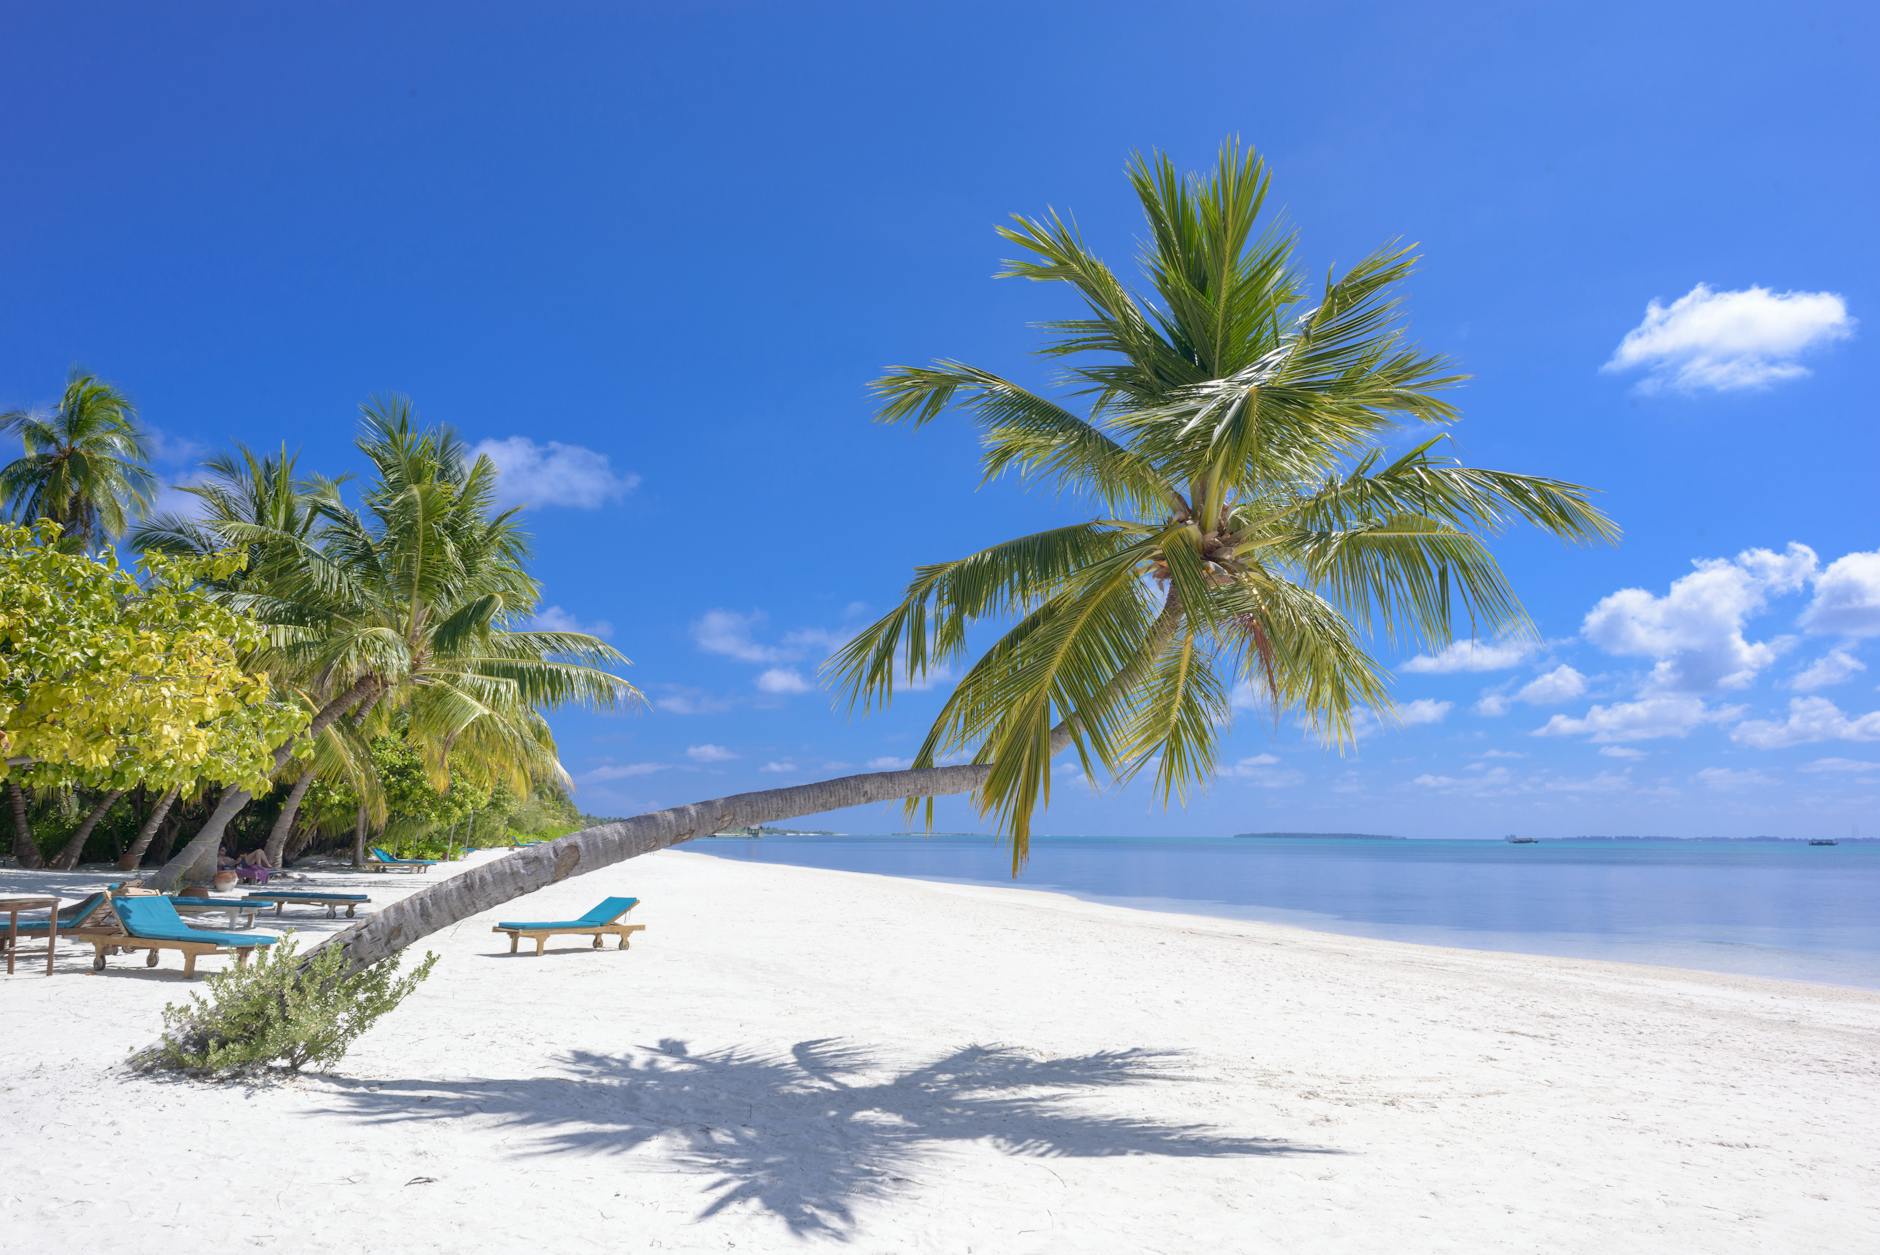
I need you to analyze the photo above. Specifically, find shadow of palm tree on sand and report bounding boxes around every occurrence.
[327,1038,1334,1239]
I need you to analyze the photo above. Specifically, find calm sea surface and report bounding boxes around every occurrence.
[690,835,1880,988]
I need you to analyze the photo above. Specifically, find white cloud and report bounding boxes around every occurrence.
[651,685,735,716]
[866,755,913,770]
[1599,746,1647,761]
[581,762,667,782]
[1791,646,1865,691]
[685,743,738,763]
[1478,749,1526,760]
[528,604,613,638]
[1474,691,1510,717]
[144,425,209,467]
[760,760,798,774]
[1580,544,1816,691]
[1535,694,1736,743]
[1402,637,1534,674]
[146,471,213,521]
[1800,551,1880,638]
[1603,283,1854,392]
[472,437,639,509]
[1801,757,1880,776]
[1350,698,1451,739]
[755,667,813,695]
[1221,753,1304,787]
[1695,766,1777,790]
[1730,697,1880,749]
[1514,664,1587,706]
[692,610,790,663]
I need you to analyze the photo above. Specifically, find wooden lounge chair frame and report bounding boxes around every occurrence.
[246,894,365,919]
[74,890,272,976]
[492,921,646,956]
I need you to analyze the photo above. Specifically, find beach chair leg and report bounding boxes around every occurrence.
[325,905,337,919]
[236,950,251,968]
[619,933,631,950]
[146,949,160,968]
[534,936,545,956]
[183,952,197,976]
[508,933,518,954]
[346,905,356,918]
[92,944,106,971]
[593,934,603,949]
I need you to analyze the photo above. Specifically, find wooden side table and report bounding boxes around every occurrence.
[1,895,62,976]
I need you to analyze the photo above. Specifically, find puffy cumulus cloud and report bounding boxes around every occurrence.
[693,610,791,663]
[527,604,613,638]
[685,743,738,763]
[1401,637,1535,674]
[1580,543,1816,692]
[1535,693,1736,743]
[1514,664,1587,706]
[1603,283,1854,392]
[1221,753,1304,787]
[472,437,639,509]
[1695,766,1778,790]
[1800,551,1880,638]
[1791,646,1866,691]
[755,667,812,695]
[1730,697,1880,749]
[1350,698,1452,739]
[1599,745,1647,760]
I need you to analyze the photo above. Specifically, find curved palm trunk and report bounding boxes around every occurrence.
[8,782,41,869]
[351,803,367,869]
[262,770,316,867]
[50,788,125,870]
[117,786,181,871]
[148,675,380,890]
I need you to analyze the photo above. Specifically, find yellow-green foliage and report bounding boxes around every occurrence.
[152,935,437,1076]
[0,520,307,793]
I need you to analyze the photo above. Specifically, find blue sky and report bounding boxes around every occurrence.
[4,3,1877,838]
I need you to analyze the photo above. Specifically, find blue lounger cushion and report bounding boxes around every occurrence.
[370,847,437,865]
[496,896,639,931]
[114,894,275,949]
[171,896,261,909]
[4,892,106,934]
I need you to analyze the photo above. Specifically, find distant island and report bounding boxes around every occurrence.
[1234,831,1404,841]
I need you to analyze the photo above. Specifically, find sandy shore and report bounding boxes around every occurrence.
[2,848,1877,1252]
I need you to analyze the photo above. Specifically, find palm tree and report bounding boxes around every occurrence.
[144,142,1618,1009]
[145,400,640,888]
[1,371,155,549]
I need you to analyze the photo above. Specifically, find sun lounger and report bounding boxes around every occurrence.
[491,896,644,956]
[368,846,438,873]
[243,890,370,919]
[171,896,268,929]
[82,891,275,975]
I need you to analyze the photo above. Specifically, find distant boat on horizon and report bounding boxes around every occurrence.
[1810,838,1839,847]
[1506,834,1541,845]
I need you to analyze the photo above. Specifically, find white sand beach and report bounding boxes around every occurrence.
[3,849,1877,1253]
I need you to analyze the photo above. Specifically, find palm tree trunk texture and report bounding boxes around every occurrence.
[137,759,995,1067]
[117,786,181,871]
[351,802,367,869]
[262,769,316,867]
[148,675,380,890]
[8,782,41,869]
[50,788,125,870]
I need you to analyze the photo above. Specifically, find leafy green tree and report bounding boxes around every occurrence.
[1,371,155,550]
[254,140,1617,993]
[0,522,309,866]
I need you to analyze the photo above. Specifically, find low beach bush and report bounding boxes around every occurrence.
[149,936,437,1077]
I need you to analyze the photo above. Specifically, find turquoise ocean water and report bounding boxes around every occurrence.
[690,834,1880,988]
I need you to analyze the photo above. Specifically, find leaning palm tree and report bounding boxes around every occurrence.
[145,142,1617,1012]
[0,371,155,549]
[145,400,640,888]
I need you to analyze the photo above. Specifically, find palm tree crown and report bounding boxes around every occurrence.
[0,371,155,548]
[835,141,1619,864]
